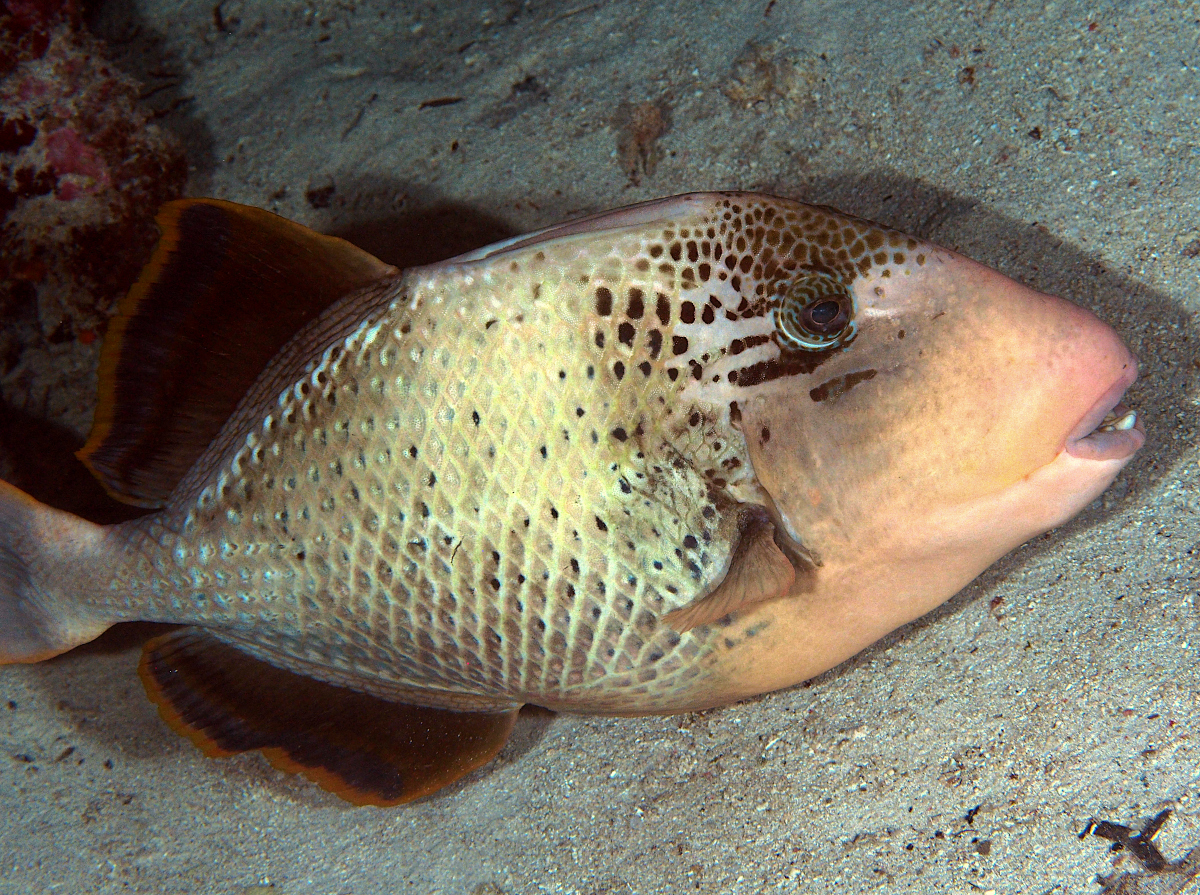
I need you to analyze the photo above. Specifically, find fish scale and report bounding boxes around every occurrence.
[101,196,920,712]
[99,205,780,712]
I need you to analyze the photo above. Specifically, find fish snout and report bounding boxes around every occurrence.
[1064,359,1143,462]
[1046,298,1143,464]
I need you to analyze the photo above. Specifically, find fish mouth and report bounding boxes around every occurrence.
[1064,369,1145,462]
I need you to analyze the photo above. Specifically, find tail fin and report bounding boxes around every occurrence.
[0,480,111,663]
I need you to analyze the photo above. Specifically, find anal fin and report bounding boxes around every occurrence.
[138,628,518,806]
[664,506,798,632]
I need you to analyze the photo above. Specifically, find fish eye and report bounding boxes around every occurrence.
[775,272,856,351]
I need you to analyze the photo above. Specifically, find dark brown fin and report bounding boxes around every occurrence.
[138,628,518,806]
[664,507,797,632]
[78,199,397,507]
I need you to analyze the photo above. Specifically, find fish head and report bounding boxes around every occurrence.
[691,198,1143,684]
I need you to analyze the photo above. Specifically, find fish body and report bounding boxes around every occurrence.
[0,193,1143,803]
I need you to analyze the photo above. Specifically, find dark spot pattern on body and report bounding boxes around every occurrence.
[647,330,662,359]
[627,289,644,319]
[595,287,613,315]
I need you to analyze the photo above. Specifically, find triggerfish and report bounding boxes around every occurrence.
[0,193,1143,804]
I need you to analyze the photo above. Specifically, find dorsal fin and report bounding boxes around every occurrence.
[78,199,397,507]
[138,628,519,806]
[664,507,798,632]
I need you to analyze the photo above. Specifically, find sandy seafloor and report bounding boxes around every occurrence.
[1,1,1199,893]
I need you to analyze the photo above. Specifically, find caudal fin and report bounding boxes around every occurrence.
[0,480,110,663]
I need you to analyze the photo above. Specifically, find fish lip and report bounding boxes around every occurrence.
[1064,365,1145,462]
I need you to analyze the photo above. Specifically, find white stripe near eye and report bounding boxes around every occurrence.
[666,280,782,402]
[667,281,774,361]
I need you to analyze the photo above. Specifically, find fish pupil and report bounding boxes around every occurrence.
[805,298,844,332]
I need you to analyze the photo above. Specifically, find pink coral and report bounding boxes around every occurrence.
[45,126,109,197]
[0,3,185,354]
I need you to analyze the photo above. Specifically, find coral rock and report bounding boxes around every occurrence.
[0,4,186,345]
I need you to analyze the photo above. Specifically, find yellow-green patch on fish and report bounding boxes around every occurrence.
[0,193,1144,805]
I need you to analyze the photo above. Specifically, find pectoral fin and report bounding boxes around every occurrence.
[664,507,797,632]
[138,628,518,806]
